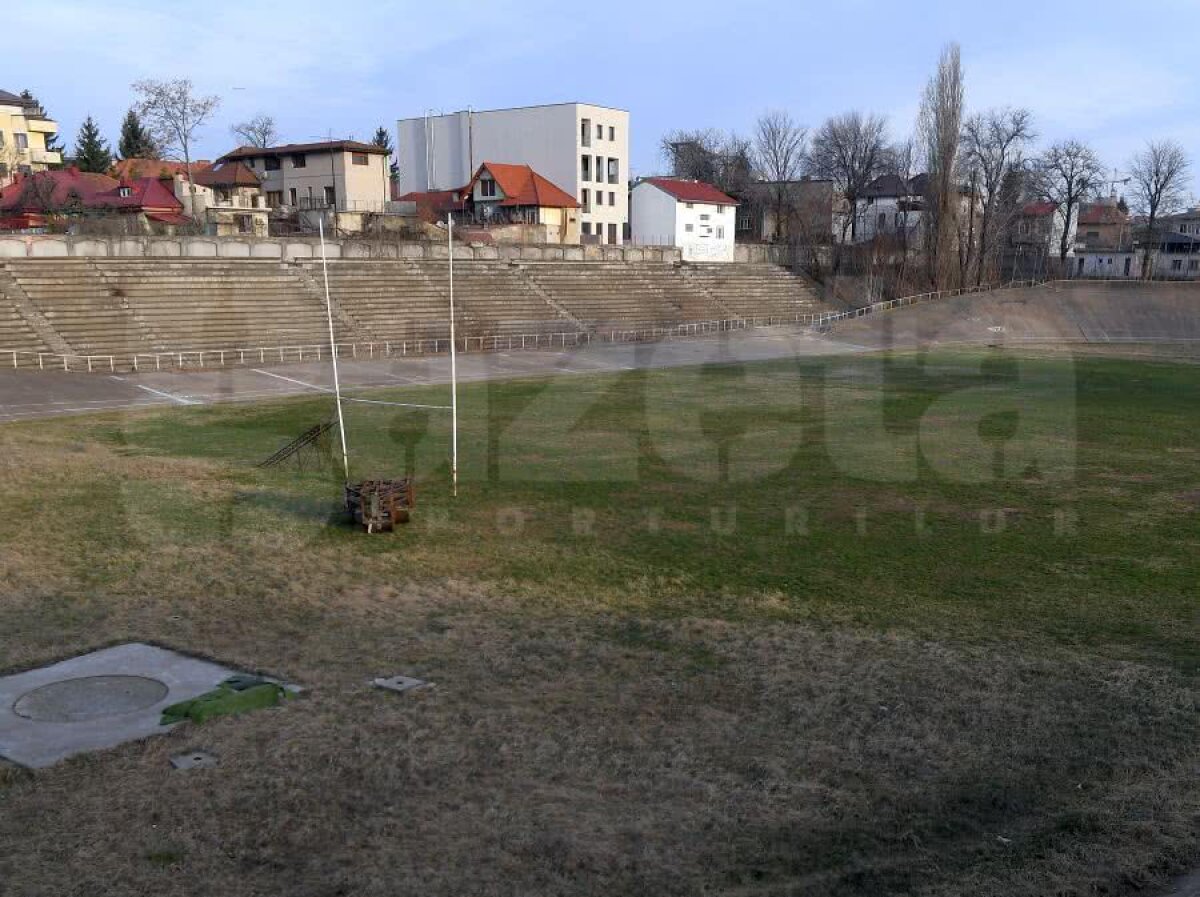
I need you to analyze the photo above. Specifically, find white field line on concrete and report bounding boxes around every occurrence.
[250,369,450,410]
[136,384,199,405]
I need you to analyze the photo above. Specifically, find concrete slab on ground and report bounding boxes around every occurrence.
[0,643,238,768]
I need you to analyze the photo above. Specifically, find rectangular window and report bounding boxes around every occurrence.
[595,156,603,182]
[581,154,591,181]
[288,187,297,205]
[352,152,369,166]
[1172,259,1183,271]
[607,223,617,244]
[685,223,694,233]
[686,202,693,209]
[265,156,281,171]
[237,215,253,234]
[596,123,603,140]
[1190,260,1199,271]
[609,125,615,141]
[700,213,710,221]
[716,226,724,239]
[266,190,282,208]
[292,154,307,168]
[479,177,497,198]
[15,133,28,151]
[323,185,335,206]
[608,191,615,207]
[607,158,618,184]
[581,188,590,213]
[581,118,591,147]
[582,222,591,235]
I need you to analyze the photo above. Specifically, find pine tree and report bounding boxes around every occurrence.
[73,116,112,173]
[118,108,158,159]
[372,125,398,181]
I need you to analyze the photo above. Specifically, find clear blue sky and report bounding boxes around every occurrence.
[9,0,1199,198]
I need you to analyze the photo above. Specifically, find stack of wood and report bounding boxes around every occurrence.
[344,479,415,533]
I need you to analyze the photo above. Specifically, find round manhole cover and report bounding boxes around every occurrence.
[13,675,169,722]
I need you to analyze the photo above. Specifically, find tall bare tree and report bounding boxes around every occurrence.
[752,110,807,241]
[1034,140,1105,264]
[230,113,278,149]
[132,78,220,201]
[918,42,966,289]
[806,111,889,242]
[960,107,1035,284]
[1127,140,1192,278]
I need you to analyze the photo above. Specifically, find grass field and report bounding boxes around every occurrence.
[1,346,1198,896]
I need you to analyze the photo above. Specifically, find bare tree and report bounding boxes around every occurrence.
[752,110,807,241]
[1128,140,1192,278]
[1034,140,1105,263]
[132,78,220,202]
[806,111,889,242]
[918,42,966,290]
[230,113,278,149]
[960,107,1035,285]
[660,128,754,197]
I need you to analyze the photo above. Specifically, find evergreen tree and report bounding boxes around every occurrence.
[73,116,112,173]
[372,125,398,181]
[118,108,158,159]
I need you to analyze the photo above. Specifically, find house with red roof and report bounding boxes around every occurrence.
[630,177,738,261]
[0,167,185,231]
[399,162,580,243]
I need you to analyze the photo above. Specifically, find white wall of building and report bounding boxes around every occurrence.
[397,102,629,243]
[630,181,737,262]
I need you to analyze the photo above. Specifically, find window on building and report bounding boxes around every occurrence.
[292,154,307,168]
[877,213,886,231]
[581,188,590,213]
[608,223,617,244]
[716,225,724,239]
[237,215,253,234]
[608,191,615,206]
[607,158,618,184]
[737,212,751,231]
[479,176,497,198]
[595,156,603,182]
[596,123,603,140]
[581,154,591,181]
[323,185,335,206]
[15,133,28,151]
[265,156,281,171]
[266,191,282,208]
[581,118,591,147]
[700,213,710,221]
[352,152,369,166]
[894,212,902,228]
[288,188,297,205]
[609,126,615,141]
[1171,259,1183,271]
[1190,259,1199,271]
[1019,221,1030,235]
[685,223,694,233]
[685,202,693,209]
[582,222,591,235]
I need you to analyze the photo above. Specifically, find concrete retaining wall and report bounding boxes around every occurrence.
[0,235,694,264]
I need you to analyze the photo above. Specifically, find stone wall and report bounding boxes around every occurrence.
[0,235,694,264]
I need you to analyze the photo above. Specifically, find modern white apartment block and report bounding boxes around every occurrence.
[397,103,629,243]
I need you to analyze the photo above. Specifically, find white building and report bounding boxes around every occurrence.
[397,102,629,244]
[630,177,738,262]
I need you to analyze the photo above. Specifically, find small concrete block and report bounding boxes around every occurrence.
[372,675,431,694]
[170,749,219,770]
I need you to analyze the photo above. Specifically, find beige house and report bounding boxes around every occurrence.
[0,90,62,187]
[216,140,390,232]
[171,162,269,236]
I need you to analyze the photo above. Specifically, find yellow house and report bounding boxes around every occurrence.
[0,90,61,187]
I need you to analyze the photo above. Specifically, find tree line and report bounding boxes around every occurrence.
[661,42,1193,287]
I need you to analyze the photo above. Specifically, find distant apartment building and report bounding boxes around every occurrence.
[397,103,630,244]
[1073,196,1135,278]
[0,90,62,187]
[216,140,391,231]
[734,178,839,244]
[630,178,737,261]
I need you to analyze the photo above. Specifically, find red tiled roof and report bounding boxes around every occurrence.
[110,158,211,181]
[1078,202,1129,226]
[217,141,389,162]
[465,162,579,208]
[194,162,260,188]
[1020,201,1057,217]
[642,177,738,206]
[0,169,181,214]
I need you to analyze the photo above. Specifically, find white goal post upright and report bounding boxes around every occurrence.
[448,213,459,498]
[318,216,350,483]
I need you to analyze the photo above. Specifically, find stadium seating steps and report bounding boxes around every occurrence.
[0,257,824,364]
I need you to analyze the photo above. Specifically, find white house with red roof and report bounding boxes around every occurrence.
[630,177,738,262]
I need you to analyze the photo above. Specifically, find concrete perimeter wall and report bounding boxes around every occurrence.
[0,234,795,265]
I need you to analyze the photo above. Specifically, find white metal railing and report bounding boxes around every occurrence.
[0,278,1050,374]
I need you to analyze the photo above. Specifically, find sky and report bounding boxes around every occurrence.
[7,0,1200,199]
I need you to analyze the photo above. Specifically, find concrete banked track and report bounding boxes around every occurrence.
[829,281,1200,351]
